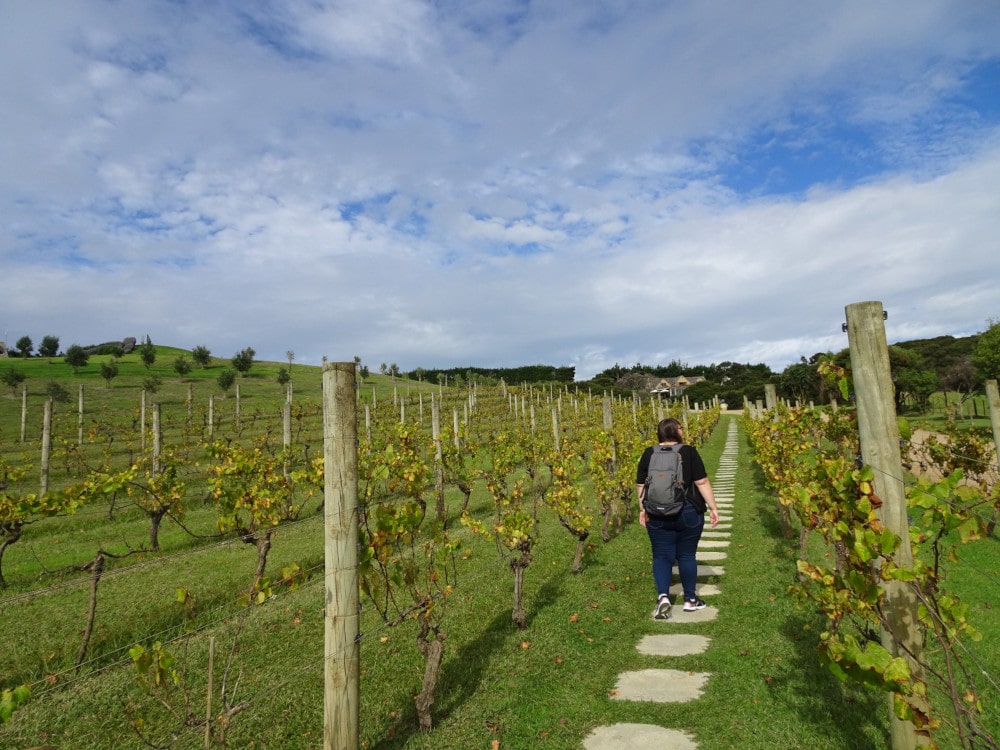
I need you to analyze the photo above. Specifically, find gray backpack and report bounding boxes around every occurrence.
[642,444,692,519]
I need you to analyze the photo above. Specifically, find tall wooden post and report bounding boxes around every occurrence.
[986,380,1000,536]
[20,385,27,442]
[432,396,445,525]
[40,399,52,497]
[323,362,359,750]
[986,380,1000,472]
[78,384,85,445]
[152,404,161,475]
[845,301,923,750]
[764,383,777,412]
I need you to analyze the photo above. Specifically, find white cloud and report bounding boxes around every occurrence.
[2,0,999,380]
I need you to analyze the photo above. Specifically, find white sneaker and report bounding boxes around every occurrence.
[653,595,672,620]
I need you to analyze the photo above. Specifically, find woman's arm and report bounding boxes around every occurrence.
[694,477,719,528]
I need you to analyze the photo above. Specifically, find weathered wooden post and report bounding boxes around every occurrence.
[152,404,161,475]
[764,383,777,412]
[40,399,52,497]
[323,362,359,750]
[985,380,1000,535]
[20,384,27,442]
[78,384,84,445]
[845,301,924,750]
[283,401,292,481]
[987,380,1000,473]
[432,396,445,525]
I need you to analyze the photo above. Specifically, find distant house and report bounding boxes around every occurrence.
[650,375,705,398]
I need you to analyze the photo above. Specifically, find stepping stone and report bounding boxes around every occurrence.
[696,565,724,576]
[612,668,711,703]
[695,551,726,561]
[669,583,721,598]
[637,633,711,656]
[584,723,698,750]
[655,606,717,624]
[697,539,729,548]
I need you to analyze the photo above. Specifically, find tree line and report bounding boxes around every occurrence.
[587,321,1000,415]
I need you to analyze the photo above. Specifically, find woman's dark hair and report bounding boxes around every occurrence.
[657,417,683,443]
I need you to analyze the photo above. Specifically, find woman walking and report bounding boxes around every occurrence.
[637,417,719,619]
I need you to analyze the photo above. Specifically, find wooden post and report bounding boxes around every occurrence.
[205,636,215,749]
[551,408,561,452]
[283,401,292,450]
[845,301,923,750]
[764,383,777,412]
[208,395,215,439]
[283,401,292,481]
[987,380,1000,473]
[432,396,445,525]
[323,362,359,750]
[152,404,161,475]
[986,380,1000,536]
[40,399,52,497]
[78,384,84,445]
[20,384,27,442]
[140,390,147,451]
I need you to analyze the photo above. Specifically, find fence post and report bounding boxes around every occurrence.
[986,380,1000,537]
[845,301,924,750]
[40,399,52,497]
[323,362,360,750]
[987,380,1000,473]
[432,396,445,525]
[78,384,85,445]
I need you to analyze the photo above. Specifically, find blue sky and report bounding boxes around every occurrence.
[2,0,999,380]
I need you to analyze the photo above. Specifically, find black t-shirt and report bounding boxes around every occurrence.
[635,443,707,487]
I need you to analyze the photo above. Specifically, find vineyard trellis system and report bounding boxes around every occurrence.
[1,368,720,746]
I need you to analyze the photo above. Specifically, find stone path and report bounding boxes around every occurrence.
[584,420,740,750]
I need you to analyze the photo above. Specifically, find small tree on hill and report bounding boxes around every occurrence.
[173,355,192,378]
[2,368,26,396]
[139,336,156,369]
[217,369,236,394]
[15,336,33,358]
[192,345,212,368]
[45,381,70,404]
[276,367,290,388]
[64,344,89,373]
[38,335,59,358]
[100,360,119,388]
[231,347,255,377]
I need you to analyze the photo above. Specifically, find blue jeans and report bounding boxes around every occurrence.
[646,503,704,600]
